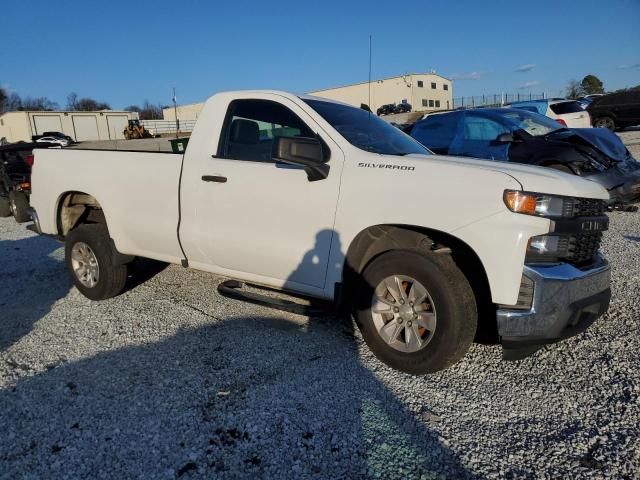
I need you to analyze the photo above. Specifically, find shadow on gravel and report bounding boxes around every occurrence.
[0,234,70,351]
[124,258,169,292]
[0,228,476,478]
[623,235,640,243]
[0,316,475,479]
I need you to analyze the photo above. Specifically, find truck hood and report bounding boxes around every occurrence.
[404,153,610,200]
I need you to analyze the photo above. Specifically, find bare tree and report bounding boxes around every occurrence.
[73,97,110,111]
[565,79,582,99]
[140,100,163,120]
[0,87,7,113]
[20,96,59,111]
[4,92,22,111]
[125,101,163,120]
[66,92,79,110]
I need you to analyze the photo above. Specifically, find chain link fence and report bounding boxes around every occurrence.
[452,93,548,109]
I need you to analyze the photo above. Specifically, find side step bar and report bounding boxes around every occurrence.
[217,280,332,316]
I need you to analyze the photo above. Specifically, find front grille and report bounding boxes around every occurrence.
[566,232,603,267]
[572,198,607,217]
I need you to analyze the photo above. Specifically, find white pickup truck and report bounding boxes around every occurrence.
[29,90,612,374]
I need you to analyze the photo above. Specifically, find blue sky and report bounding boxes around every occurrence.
[2,0,639,109]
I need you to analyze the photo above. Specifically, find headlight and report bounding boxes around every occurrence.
[503,190,575,218]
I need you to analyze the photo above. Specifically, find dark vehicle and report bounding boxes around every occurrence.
[588,90,640,131]
[376,103,395,116]
[408,108,640,205]
[393,103,412,114]
[32,131,75,143]
[0,142,58,222]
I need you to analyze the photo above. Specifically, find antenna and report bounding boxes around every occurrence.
[368,35,372,112]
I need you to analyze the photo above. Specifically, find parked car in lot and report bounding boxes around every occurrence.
[587,90,640,131]
[393,103,412,114]
[408,108,640,205]
[509,99,591,128]
[30,90,612,374]
[376,103,395,116]
[0,142,56,222]
[32,131,75,144]
[36,136,69,147]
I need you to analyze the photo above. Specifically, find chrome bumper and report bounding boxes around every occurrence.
[497,254,611,348]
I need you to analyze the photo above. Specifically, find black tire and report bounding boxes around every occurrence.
[9,191,31,223]
[65,224,128,300]
[593,116,615,131]
[354,250,477,374]
[0,196,10,217]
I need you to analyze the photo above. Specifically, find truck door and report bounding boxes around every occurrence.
[180,96,343,296]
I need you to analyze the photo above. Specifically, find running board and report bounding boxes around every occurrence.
[217,280,332,316]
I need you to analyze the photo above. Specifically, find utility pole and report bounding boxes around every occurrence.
[172,87,179,138]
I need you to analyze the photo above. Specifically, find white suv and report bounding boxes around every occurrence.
[509,99,591,128]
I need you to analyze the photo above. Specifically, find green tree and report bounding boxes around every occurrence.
[580,75,604,95]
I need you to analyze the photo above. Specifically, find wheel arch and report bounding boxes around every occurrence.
[342,224,498,344]
[55,191,107,237]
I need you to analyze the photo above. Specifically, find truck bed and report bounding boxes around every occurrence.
[68,138,175,153]
[30,148,185,264]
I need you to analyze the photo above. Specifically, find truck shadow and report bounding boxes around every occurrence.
[0,315,475,479]
[1,229,476,478]
[0,233,71,351]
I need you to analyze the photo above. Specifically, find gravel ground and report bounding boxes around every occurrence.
[1,211,639,480]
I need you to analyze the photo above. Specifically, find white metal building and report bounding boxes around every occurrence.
[309,73,453,113]
[160,72,453,124]
[162,102,205,122]
[0,110,139,143]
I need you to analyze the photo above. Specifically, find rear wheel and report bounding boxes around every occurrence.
[0,196,10,217]
[354,250,477,374]
[65,224,128,300]
[593,116,615,131]
[9,191,31,223]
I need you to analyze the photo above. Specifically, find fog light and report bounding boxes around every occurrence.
[527,234,570,259]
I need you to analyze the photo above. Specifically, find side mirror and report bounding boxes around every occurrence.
[495,132,515,143]
[272,136,329,182]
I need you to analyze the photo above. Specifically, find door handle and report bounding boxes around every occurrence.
[202,175,227,183]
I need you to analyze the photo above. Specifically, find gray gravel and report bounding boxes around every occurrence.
[1,210,639,479]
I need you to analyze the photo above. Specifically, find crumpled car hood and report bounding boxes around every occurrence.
[559,128,629,162]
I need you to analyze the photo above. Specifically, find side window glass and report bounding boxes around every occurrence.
[412,114,460,153]
[220,99,314,162]
[464,115,508,141]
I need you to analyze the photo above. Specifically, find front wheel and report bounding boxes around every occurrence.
[9,191,31,223]
[355,250,477,374]
[65,224,128,300]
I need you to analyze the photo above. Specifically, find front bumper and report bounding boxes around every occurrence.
[497,254,610,350]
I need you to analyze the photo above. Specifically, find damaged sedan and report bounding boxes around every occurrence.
[408,108,640,207]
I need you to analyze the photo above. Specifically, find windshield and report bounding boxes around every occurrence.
[303,99,431,156]
[499,109,565,136]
